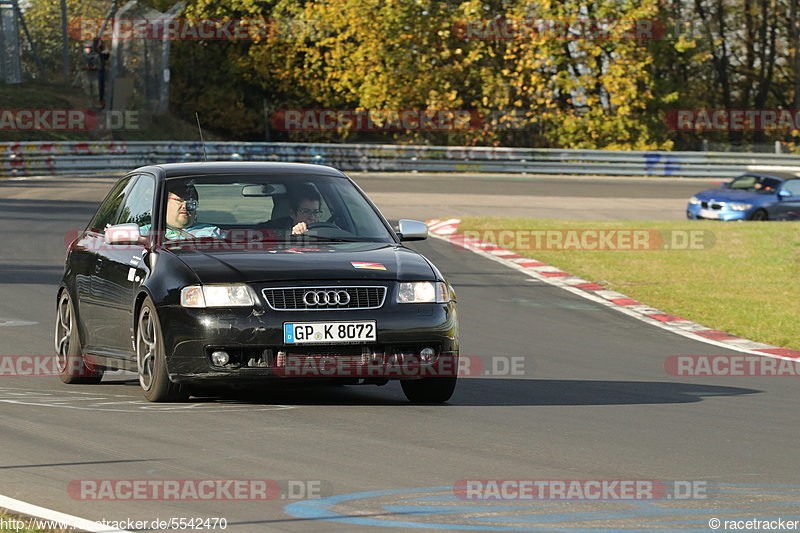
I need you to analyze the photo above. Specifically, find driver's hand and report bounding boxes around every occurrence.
[291,222,308,235]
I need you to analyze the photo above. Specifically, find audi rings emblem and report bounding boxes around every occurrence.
[303,290,351,306]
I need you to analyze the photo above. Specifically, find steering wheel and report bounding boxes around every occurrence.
[306,221,339,230]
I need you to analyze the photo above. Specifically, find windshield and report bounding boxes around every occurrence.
[158,174,395,244]
[728,175,782,193]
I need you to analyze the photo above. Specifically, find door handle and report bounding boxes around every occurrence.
[94,259,102,273]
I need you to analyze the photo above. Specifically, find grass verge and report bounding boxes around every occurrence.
[0,511,51,532]
[458,217,800,351]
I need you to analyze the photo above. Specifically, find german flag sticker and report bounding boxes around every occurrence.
[351,261,387,270]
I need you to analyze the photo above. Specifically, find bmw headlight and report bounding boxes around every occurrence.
[181,284,254,308]
[728,203,752,211]
[688,196,700,205]
[397,282,450,303]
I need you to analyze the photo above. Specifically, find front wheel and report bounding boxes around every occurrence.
[401,376,457,403]
[136,297,188,402]
[751,209,769,221]
[55,291,103,384]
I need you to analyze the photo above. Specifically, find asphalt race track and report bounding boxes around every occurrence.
[1,174,798,532]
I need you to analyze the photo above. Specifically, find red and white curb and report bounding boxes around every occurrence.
[426,218,800,361]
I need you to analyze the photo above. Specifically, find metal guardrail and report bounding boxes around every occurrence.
[3,141,800,178]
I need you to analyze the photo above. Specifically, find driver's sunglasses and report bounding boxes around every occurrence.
[169,195,198,212]
[297,208,323,216]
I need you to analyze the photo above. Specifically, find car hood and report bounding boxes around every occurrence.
[694,188,771,202]
[164,242,437,283]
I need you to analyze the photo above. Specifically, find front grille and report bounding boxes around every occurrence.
[262,286,387,311]
[701,201,725,210]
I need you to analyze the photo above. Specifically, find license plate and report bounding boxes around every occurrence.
[284,321,376,344]
[699,209,719,219]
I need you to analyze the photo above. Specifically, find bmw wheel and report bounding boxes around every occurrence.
[751,209,769,221]
[55,290,103,384]
[136,297,188,402]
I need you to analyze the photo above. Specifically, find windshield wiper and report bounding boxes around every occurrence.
[288,235,358,243]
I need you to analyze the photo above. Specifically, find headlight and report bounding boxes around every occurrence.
[180,284,254,308]
[688,196,700,205]
[397,282,450,303]
[728,203,752,211]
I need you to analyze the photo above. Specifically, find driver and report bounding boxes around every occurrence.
[141,181,223,240]
[267,184,323,235]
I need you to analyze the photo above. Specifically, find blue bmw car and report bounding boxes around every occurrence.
[686,171,800,221]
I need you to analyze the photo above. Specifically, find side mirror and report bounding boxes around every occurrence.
[105,223,145,245]
[721,181,731,188]
[779,189,793,198]
[397,219,428,241]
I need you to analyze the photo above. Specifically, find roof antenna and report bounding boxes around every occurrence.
[195,112,208,162]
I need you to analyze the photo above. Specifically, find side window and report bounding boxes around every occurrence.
[783,180,800,196]
[87,176,132,231]
[116,174,155,228]
[729,175,756,190]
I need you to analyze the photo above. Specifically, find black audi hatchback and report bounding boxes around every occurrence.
[55,162,458,402]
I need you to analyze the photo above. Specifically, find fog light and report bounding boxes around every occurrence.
[420,347,436,363]
[211,350,229,366]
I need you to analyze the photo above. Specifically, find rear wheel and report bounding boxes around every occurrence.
[136,298,188,402]
[401,376,457,403]
[55,291,104,384]
[751,209,768,221]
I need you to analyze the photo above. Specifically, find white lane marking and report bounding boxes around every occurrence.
[0,387,296,412]
[0,493,131,532]
[0,319,38,327]
[428,227,797,360]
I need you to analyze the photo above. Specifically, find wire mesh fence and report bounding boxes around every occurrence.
[0,0,22,84]
[109,1,183,115]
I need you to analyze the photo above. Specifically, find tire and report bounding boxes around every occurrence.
[401,376,457,403]
[55,291,104,384]
[751,209,768,221]
[136,297,188,402]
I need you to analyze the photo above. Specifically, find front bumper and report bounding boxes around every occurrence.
[686,204,750,221]
[157,302,459,383]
